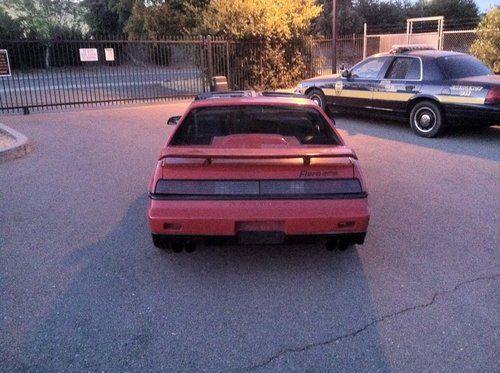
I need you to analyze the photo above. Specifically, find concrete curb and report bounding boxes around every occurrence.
[0,123,34,164]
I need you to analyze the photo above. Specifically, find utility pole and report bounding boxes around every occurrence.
[332,0,338,73]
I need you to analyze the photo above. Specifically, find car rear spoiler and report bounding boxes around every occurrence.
[159,146,357,165]
[195,91,307,100]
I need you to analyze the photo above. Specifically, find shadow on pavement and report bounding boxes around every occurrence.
[13,194,390,371]
[335,113,500,162]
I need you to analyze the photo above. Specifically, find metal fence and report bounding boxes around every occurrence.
[0,37,208,113]
[0,28,479,114]
[365,29,476,57]
[1,36,347,114]
[442,30,477,53]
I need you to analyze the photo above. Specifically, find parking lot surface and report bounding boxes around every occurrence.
[1,103,499,371]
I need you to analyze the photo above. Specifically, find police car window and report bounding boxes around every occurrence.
[437,55,492,79]
[351,58,387,79]
[385,58,420,80]
[170,106,341,146]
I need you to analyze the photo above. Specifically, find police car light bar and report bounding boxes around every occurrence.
[390,44,436,54]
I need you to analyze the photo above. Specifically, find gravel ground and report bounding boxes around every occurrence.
[0,130,15,149]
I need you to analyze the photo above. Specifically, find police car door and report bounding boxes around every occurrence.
[372,56,422,113]
[334,57,391,110]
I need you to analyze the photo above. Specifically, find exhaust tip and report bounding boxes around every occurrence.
[185,240,196,253]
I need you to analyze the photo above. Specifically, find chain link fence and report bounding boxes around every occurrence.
[442,30,477,53]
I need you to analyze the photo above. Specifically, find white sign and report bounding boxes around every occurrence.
[104,48,115,62]
[0,49,11,76]
[79,48,98,62]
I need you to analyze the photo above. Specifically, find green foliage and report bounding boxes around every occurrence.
[202,0,321,89]
[4,0,87,38]
[202,0,321,40]
[258,42,310,89]
[413,0,480,23]
[81,0,134,37]
[125,0,209,38]
[0,7,23,39]
[470,7,500,73]
[314,0,480,35]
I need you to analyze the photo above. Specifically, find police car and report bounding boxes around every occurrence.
[295,45,500,137]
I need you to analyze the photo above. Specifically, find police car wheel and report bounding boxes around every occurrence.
[307,89,327,112]
[410,101,445,138]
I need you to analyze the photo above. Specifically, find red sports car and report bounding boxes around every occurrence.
[148,91,370,252]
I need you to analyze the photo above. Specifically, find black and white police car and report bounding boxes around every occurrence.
[295,45,500,137]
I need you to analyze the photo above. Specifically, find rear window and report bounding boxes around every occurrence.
[170,105,340,146]
[437,55,492,79]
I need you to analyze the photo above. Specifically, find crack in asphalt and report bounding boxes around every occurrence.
[244,273,500,371]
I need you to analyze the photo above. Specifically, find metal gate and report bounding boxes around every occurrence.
[0,37,209,114]
[364,16,444,58]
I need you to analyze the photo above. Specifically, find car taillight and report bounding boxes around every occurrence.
[485,86,500,104]
[154,179,363,197]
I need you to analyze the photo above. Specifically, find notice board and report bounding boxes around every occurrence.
[0,50,11,76]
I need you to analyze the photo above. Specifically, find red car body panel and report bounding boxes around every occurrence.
[148,95,370,246]
[148,199,369,236]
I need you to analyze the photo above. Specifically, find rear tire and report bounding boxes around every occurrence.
[409,100,445,138]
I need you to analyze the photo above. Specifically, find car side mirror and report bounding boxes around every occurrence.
[341,69,351,79]
[166,115,181,126]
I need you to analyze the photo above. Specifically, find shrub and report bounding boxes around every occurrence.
[470,7,500,73]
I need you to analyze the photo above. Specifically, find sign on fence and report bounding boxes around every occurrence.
[104,48,115,62]
[79,48,98,62]
[0,50,11,76]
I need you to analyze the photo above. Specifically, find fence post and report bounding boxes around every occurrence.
[260,38,264,88]
[438,17,444,50]
[225,39,231,89]
[206,35,214,88]
[406,20,411,44]
[199,36,206,92]
[308,37,313,76]
[363,23,367,59]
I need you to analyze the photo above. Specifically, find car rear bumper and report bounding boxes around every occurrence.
[444,103,500,126]
[148,198,369,244]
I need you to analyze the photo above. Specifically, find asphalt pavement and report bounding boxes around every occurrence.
[0,103,499,371]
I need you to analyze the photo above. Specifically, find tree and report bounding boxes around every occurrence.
[470,7,500,73]
[312,0,481,36]
[5,0,86,38]
[0,7,23,39]
[124,0,209,38]
[3,0,87,67]
[353,0,413,31]
[201,0,322,89]
[313,0,364,36]
[412,0,479,24]
[202,0,321,40]
[81,0,135,37]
